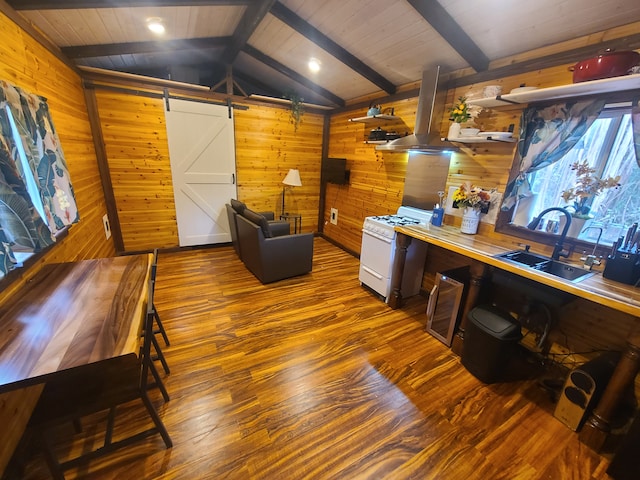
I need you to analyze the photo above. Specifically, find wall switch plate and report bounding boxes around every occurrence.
[103,214,111,240]
[330,208,338,225]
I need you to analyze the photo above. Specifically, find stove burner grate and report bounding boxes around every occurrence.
[370,215,421,226]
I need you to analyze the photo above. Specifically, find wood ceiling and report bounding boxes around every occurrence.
[6,0,640,108]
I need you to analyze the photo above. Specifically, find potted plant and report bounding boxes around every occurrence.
[560,159,621,220]
[559,159,621,237]
[284,90,304,132]
[448,97,478,138]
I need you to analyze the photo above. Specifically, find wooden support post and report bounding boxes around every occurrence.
[579,329,640,452]
[388,232,411,309]
[451,260,488,356]
[226,65,234,96]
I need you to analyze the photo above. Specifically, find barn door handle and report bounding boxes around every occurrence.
[232,173,235,184]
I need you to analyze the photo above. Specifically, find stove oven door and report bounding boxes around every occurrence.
[359,229,395,299]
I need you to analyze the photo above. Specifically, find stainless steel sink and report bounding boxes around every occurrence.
[495,250,595,282]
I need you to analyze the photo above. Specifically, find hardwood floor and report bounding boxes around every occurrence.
[13,238,614,479]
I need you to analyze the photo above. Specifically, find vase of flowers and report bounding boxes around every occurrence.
[448,96,472,139]
[452,183,492,234]
[559,159,621,237]
[560,159,621,218]
[460,207,482,234]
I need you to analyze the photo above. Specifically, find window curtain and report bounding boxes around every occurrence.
[0,80,79,277]
[632,96,640,167]
[501,99,606,210]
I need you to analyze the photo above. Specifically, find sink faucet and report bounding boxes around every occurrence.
[580,226,603,269]
[527,207,572,261]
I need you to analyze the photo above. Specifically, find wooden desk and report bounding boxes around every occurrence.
[0,254,151,394]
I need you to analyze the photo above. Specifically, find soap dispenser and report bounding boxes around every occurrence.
[431,191,445,227]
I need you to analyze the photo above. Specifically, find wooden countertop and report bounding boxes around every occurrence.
[0,254,152,394]
[396,224,640,318]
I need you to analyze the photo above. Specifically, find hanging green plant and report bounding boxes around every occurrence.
[283,90,304,132]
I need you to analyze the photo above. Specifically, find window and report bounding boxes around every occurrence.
[0,79,79,280]
[6,105,48,227]
[509,104,639,246]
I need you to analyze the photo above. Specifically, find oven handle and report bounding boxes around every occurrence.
[361,229,393,244]
[361,265,384,280]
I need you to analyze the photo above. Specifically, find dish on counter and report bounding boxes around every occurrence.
[477,131,513,139]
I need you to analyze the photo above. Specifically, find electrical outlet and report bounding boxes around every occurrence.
[103,214,111,240]
[330,208,338,225]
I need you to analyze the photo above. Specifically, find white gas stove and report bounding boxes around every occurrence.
[362,206,433,239]
[359,206,431,302]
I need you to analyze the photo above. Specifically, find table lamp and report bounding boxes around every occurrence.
[281,168,302,215]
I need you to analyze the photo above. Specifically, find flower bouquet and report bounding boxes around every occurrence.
[560,159,621,219]
[452,183,492,214]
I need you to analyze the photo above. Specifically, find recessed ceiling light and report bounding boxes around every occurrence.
[147,17,165,34]
[308,58,321,73]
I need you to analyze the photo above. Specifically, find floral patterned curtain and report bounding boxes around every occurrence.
[632,96,640,167]
[0,80,79,277]
[501,99,606,210]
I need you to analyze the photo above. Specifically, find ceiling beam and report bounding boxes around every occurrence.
[270,2,396,95]
[406,0,489,72]
[7,0,249,9]
[61,36,230,59]
[61,36,231,58]
[221,0,276,64]
[242,45,344,107]
[231,69,282,97]
[194,60,283,97]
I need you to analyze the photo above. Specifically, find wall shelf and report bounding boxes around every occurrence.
[443,135,517,144]
[349,114,398,123]
[470,73,640,108]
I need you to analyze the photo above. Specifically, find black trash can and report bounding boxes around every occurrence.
[462,305,522,383]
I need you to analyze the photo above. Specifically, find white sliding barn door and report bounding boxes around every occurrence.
[164,98,236,246]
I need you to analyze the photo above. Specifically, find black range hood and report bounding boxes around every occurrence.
[376,67,455,153]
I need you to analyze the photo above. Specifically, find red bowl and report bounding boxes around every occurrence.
[572,50,640,83]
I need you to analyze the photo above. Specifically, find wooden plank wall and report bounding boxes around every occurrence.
[92,91,324,252]
[94,91,178,251]
[0,10,114,474]
[234,103,324,231]
[325,97,416,250]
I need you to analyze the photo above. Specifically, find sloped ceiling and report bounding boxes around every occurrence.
[7,0,640,108]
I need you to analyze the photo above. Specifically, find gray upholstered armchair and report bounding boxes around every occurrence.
[226,199,290,257]
[235,208,313,283]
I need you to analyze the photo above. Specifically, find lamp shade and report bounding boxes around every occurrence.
[282,169,302,187]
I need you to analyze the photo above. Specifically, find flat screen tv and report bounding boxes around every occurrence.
[322,157,350,185]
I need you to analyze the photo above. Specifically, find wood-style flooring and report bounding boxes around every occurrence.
[13,238,614,479]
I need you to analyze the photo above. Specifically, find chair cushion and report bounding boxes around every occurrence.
[242,208,273,238]
[230,198,246,214]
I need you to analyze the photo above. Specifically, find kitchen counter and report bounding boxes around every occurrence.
[391,224,640,453]
[394,224,640,317]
